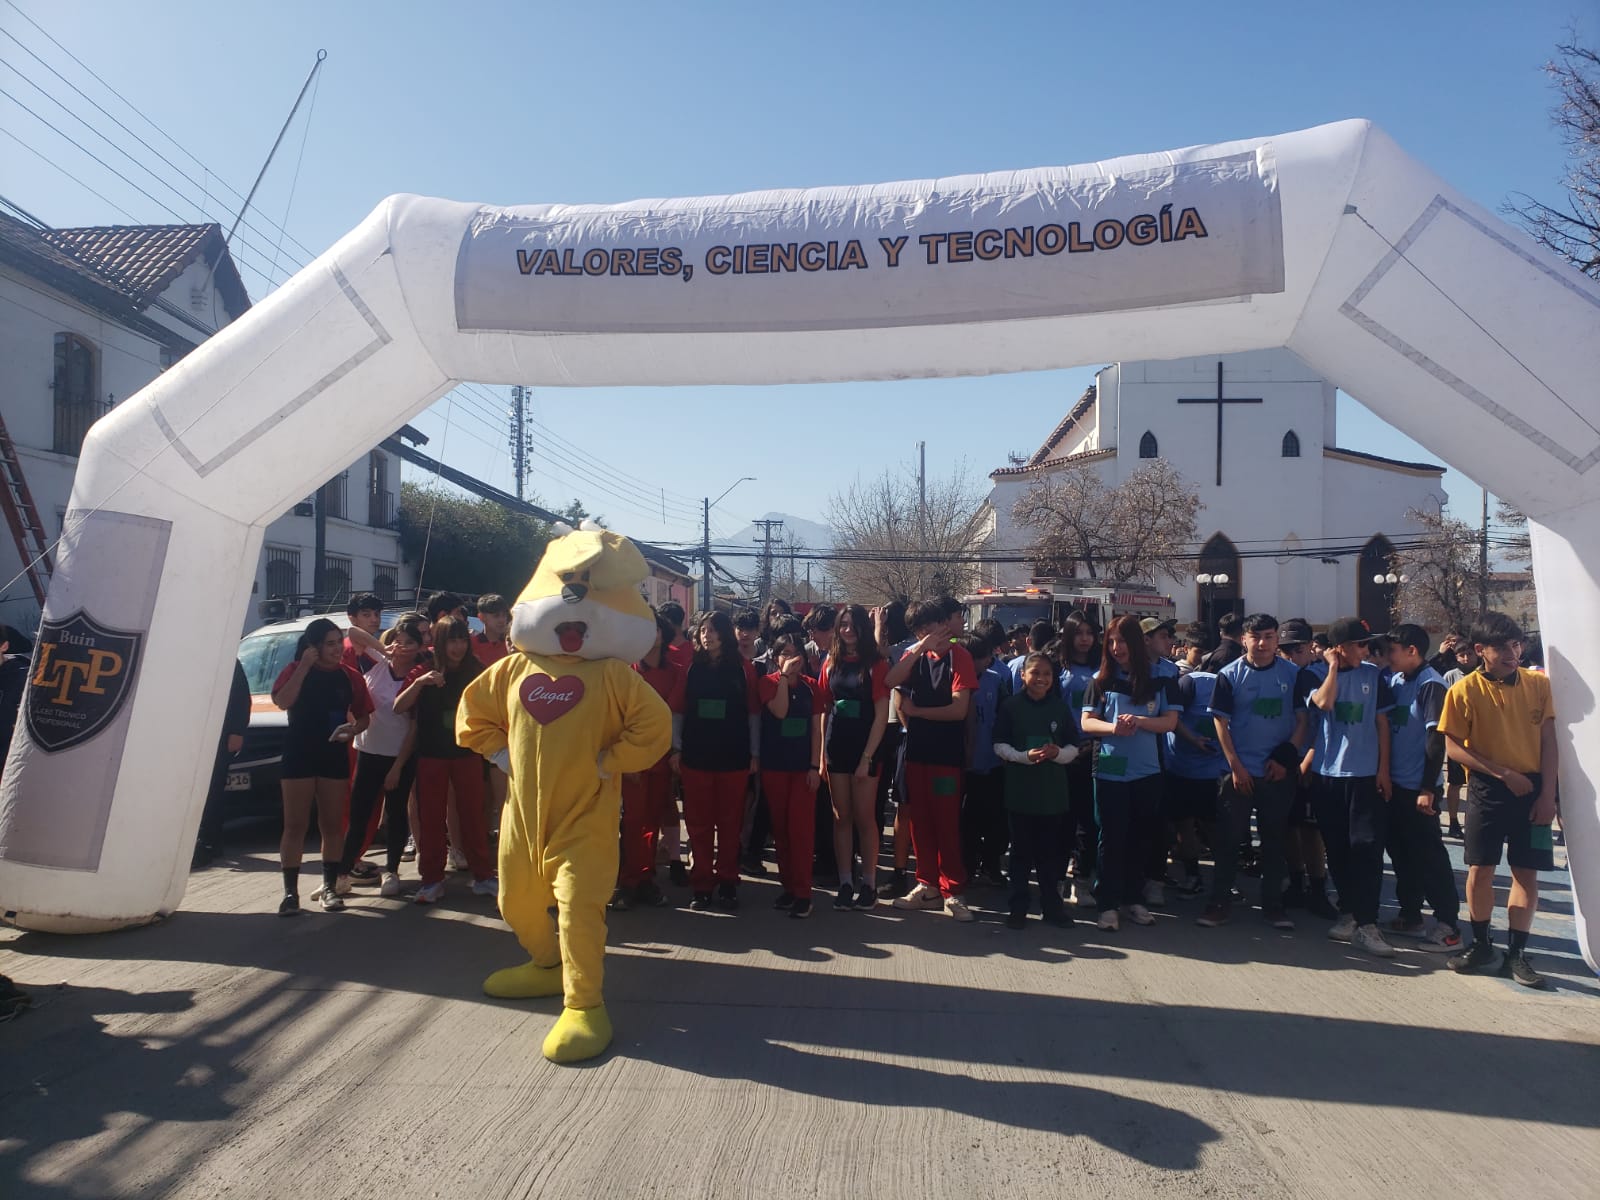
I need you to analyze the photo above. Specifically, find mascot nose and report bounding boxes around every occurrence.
[561,583,589,604]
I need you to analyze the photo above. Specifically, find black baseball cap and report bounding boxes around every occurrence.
[1326,616,1375,646]
[1278,618,1314,647]
[1140,617,1177,636]
[1386,623,1431,654]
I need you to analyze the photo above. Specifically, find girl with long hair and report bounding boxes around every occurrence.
[336,617,424,899]
[680,610,761,910]
[1077,615,1178,931]
[821,605,890,909]
[395,615,496,903]
[270,617,373,915]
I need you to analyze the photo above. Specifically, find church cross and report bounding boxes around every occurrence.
[1177,361,1263,486]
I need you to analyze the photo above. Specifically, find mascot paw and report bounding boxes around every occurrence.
[543,1005,613,1063]
[483,960,564,999]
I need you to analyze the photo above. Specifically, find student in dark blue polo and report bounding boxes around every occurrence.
[1299,617,1396,958]
[1164,664,1227,898]
[1199,614,1307,930]
[1382,625,1462,953]
[1079,615,1178,932]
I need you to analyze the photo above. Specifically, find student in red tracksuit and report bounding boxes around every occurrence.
[758,632,825,919]
[394,615,497,905]
[681,609,761,912]
[886,600,978,922]
[613,611,684,911]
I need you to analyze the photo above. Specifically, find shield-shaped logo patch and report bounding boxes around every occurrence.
[25,610,144,753]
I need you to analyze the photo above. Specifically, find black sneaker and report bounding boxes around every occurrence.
[1195,904,1230,928]
[716,882,739,911]
[789,898,813,920]
[881,869,911,900]
[634,879,671,908]
[1447,941,1499,974]
[689,891,712,911]
[668,860,689,887]
[277,892,300,917]
[774,891,796,911]
[855,884,878,910]
[191,842,218,870]
[608,886,632,912]
[1447,820,1464,840]
[1005,911,1028,930]
[1502,951,1547,989]
[833,884,854,911]
[1043,907,1075,929]
[1305,891,1340,921]
[740,856,767,877]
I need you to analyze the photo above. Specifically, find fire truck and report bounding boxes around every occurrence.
[961,582,1177,632]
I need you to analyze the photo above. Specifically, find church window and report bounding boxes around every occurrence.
[1282,430,1300,458]
[1138,430,1158,459]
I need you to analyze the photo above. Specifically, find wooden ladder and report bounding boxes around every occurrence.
[0,413,52,607]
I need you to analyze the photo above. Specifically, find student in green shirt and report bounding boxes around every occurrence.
[992,654,1081,929]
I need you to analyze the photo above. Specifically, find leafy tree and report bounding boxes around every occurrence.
[1505,39,1600,278]
[1012,458,1202,585]
[558,499,606,528]
[398,481,554,601]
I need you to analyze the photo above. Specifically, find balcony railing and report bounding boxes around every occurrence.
[367,489,395,528]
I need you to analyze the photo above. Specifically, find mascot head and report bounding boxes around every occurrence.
[511,521,657,663]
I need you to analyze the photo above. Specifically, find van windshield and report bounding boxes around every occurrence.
[239,630,304,695]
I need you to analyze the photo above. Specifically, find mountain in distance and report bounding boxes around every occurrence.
[713,512,833,557]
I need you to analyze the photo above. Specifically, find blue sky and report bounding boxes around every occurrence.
[2,0,1588,549]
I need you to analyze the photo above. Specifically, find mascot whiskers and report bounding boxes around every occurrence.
[458,522,671,1063]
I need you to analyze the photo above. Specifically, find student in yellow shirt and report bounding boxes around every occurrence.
[1437,613,1558,988]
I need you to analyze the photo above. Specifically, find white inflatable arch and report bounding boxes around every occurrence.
[1,120,1596,969]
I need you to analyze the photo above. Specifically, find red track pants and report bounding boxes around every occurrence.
[762,770,816,900]
[620,767,674,888]
[416,756,494,885]
[681,766,747,891]
[905,760,966,897]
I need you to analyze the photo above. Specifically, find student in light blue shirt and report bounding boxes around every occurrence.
[1298,617,1395,959]
[1079,615,1177,932]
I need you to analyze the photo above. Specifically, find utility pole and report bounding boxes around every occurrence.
[1479,486,1490,620]
[753,518,784,604]
[788,540,797,601]
[702,497,713,612]
[509,385,530,501]
[805,559,812,603]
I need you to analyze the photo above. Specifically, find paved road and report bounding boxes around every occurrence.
[3,825,1596,1199]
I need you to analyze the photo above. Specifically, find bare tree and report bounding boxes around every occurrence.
[826,463,987,604]
[1394,505,1487,633]
[1012,458,1203,585]
[1505,39,1600,278]
[1495,499,1532,564]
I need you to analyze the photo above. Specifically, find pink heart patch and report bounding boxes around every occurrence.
[519,674,585,724]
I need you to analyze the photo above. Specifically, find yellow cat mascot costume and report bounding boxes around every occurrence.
[458,523,672,1063]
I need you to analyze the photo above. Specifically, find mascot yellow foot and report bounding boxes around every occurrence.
[483,960,564,999]
[543,1005,612,1063]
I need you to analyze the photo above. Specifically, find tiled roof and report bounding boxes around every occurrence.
[991,447,1116,478]
[1026,382,1100,467]
[41,222,250,320]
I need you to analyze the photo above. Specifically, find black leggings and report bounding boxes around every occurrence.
[340,751,416,875]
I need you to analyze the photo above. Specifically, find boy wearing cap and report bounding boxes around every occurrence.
[1383,626,1463,952]
[1199,613,1307,929]
[1276,620,1338,919]
[1298,617,1396,958]
[1438,612,1557,988]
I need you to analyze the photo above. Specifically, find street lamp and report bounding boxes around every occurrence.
[1372,572,1409,585]
[1196,572,1230,637]
[703,476,755,611]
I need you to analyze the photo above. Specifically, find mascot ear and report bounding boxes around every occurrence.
[579,518,604,532]
[550,521,574,536]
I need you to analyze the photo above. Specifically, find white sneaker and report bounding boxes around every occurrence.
[333,874,353,896]
[1097,908,1120,931]
[470,876,499,898]
[379,872,404,898]
[1327,914,1358,943]
[944,895,974,922]
[892,883,944,910]
[448,847,469,872]
[400,836,416,862]
[319,889,344,912]
[413,881,446,904]
[1141,880,1165,907]
[1127,903,1156,926]
[1354,923,1396,958]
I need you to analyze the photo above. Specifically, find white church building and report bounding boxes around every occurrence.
[982,348,1447,634]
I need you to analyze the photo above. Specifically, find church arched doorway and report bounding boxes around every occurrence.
[1358,534,1397,631]
[1196,533,1242,640]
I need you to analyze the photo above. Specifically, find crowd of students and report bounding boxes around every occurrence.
[239,586,1561,990]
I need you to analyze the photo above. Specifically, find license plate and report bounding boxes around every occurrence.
[225,771,251,792]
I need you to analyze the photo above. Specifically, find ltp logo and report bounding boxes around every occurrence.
[25,610,144,753]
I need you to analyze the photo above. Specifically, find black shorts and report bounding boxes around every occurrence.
[1447,760,1466,787]
[1165,774,1219,822]
[1464,772,1555,870]
[282,739,352,782]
